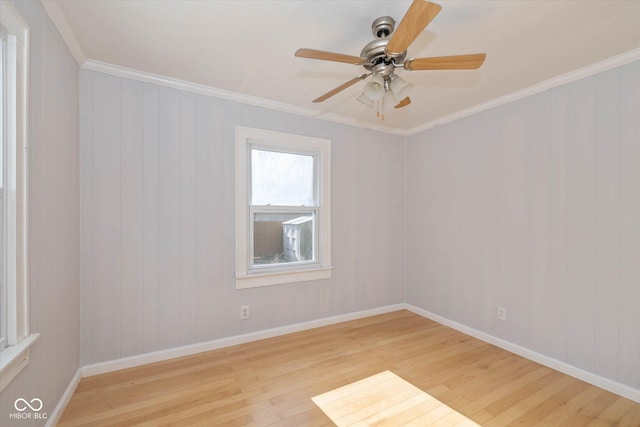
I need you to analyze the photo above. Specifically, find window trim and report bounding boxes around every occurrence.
[235,126,331,289]
[0,0,36,392]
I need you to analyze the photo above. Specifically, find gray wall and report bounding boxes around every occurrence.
[405,61,640,390]
[79,70,405,365]
[0,1,80,425]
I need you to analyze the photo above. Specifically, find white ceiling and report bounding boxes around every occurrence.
[47,0,639,133]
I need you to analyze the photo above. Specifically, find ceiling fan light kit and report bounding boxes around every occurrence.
[390,75,413,102]
[363,75,385,101]
[357,92,375,108]
[295,0,486,120]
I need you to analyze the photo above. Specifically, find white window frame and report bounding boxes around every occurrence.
[0,0,36,392]
[235,126,331,289]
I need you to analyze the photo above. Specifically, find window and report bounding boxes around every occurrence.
[236,127,331,289]
[0,0,35,392]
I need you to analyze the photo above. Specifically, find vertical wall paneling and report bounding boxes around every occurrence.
[527,92,552,356]
[618,62,640,389]
[157,87,182,349]
[143,84,161,353]
[406,60,640,391]
[210,97,231,335]
[80,71,94,365]
[447,127,463,322]
[593,68,620,380]
[547,86,570,362]
[194,95,213,343]
[331,126,358,310]
[55,19,80,397]
[91,73,122,363]
[478,110,502,335]
[566,78,596,372]
[453,117,482,328]
[179,92,197,346]
[501,101,531,347]
[434,127,452,316]
[120,79,145,358]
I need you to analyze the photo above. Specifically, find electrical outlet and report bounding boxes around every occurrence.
[497,307,506,321]
[240,305,250,320]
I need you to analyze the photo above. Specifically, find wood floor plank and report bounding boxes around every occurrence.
[509,377,590,425]
[58,310,640,426]
[618,405,640,426]
[595,396,639,423]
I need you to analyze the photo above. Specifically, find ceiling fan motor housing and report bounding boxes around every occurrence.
[361,16,406,75]
[360,39,406,75]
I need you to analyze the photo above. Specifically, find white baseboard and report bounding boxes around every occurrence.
[45,367,81,427]
[404,304,640,404]
[82,303,406,377]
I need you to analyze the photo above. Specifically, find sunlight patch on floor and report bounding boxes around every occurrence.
[312,370,480,426]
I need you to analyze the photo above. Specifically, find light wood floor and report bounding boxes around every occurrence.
[58,310,640,426]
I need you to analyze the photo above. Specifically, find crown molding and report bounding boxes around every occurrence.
[84,48,639,138]
[407,48,640,136]
[81,60,406,136]
[40,0,86,65]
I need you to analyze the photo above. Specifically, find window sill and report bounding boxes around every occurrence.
[236,267,332,289]
[0,333,39,391]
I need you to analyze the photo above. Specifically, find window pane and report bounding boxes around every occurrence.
[251,149,314,206]
[253,212,314,266]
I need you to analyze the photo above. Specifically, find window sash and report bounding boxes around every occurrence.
[249,205,319,273]
[247,143,320,274]
[248,143,319,207]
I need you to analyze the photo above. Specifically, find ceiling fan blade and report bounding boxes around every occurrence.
[386,0,442,55]
[394,97,412,109]
[313,74,369,103]
[404,53,486,71]
[295,48,363,65]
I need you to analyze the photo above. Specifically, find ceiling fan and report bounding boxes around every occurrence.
[295,0,486,119]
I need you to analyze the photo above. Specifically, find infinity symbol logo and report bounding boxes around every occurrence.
[14,398,43,412]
